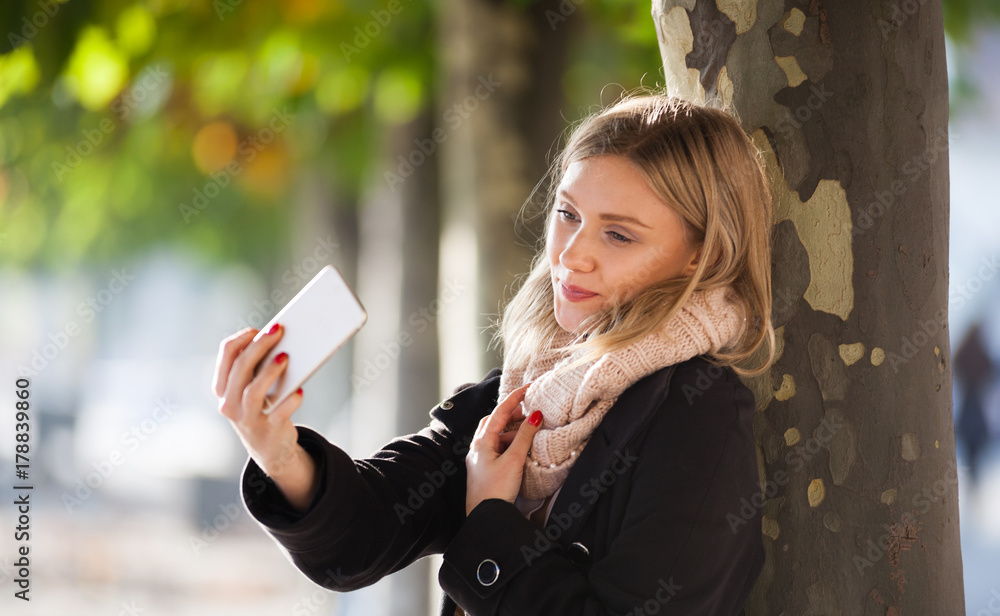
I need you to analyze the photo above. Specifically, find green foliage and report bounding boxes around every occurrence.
[1,0,989,271]
[943,0,1000,42]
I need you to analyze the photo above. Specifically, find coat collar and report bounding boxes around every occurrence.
[544,363,679,540]
[431,363,680,541]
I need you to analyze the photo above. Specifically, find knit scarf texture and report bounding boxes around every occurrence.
[498,285,746,501]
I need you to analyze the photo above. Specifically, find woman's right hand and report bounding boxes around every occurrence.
[213,324,317,512]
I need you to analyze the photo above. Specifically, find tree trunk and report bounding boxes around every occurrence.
[651,0,964,613]
[436,0,575,385]
[345,108,441,616]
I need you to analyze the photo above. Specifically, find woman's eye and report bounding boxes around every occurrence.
[556,209,577,222]
[608,231,633,245]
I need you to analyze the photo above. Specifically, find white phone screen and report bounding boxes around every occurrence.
[251,264,367,413]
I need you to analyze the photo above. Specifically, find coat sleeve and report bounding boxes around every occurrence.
[438,361,764,616]
[239,368,502,591]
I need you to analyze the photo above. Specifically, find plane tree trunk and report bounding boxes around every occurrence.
[651,0,964,612]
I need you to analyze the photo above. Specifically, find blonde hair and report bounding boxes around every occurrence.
[491,89,776,378]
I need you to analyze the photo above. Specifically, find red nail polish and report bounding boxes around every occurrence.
[295,387,303,396]
[273,352,288,364]
[528,410,542,427]
[267,323,280,335]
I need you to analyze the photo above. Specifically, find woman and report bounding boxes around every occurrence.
[213,91,776,615]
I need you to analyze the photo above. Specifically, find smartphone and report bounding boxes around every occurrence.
[251,264,367,414]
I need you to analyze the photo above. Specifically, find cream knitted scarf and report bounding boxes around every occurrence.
[498,285,746,500]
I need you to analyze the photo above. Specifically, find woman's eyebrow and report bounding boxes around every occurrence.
[557,188,652,230]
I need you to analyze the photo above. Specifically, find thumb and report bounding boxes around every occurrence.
[505,409,543,462]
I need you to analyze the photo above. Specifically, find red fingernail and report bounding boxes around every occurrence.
[528,410,542,426]
[295,387,303,396]
[274,352,288,364]
[267,323,280,335]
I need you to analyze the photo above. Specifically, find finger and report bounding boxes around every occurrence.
[504,410,543,462]
[268,386,304,424]
[243,350,292,414]
[483,383,531,437]
[213,328,258,397]
[224,324,284,403]
[498,426,519,448]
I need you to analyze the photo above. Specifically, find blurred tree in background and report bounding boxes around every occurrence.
[0,0,662,272]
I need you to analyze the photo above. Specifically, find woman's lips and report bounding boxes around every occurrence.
[560,282,598,302]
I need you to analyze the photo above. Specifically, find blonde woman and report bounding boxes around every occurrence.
[214,92,776,616]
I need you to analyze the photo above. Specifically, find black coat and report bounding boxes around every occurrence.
[241,355,764,616]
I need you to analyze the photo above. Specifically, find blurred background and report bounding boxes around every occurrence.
[0,1,998,614]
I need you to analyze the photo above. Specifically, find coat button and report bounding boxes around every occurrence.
[476,559,499,586]
[440,400,454,410]
[568,542,590,567]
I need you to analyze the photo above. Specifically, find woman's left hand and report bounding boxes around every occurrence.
[465,383,543,516]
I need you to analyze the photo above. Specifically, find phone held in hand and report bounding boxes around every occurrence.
[251,265,367,414]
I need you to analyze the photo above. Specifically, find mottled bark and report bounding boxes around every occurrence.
[651,0,963,613]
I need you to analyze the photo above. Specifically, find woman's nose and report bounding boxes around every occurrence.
[559,232,595,272]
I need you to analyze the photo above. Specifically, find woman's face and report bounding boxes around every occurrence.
[546,154,701,333]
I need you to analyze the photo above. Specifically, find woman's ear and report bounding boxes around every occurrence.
[681,245,701,277]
